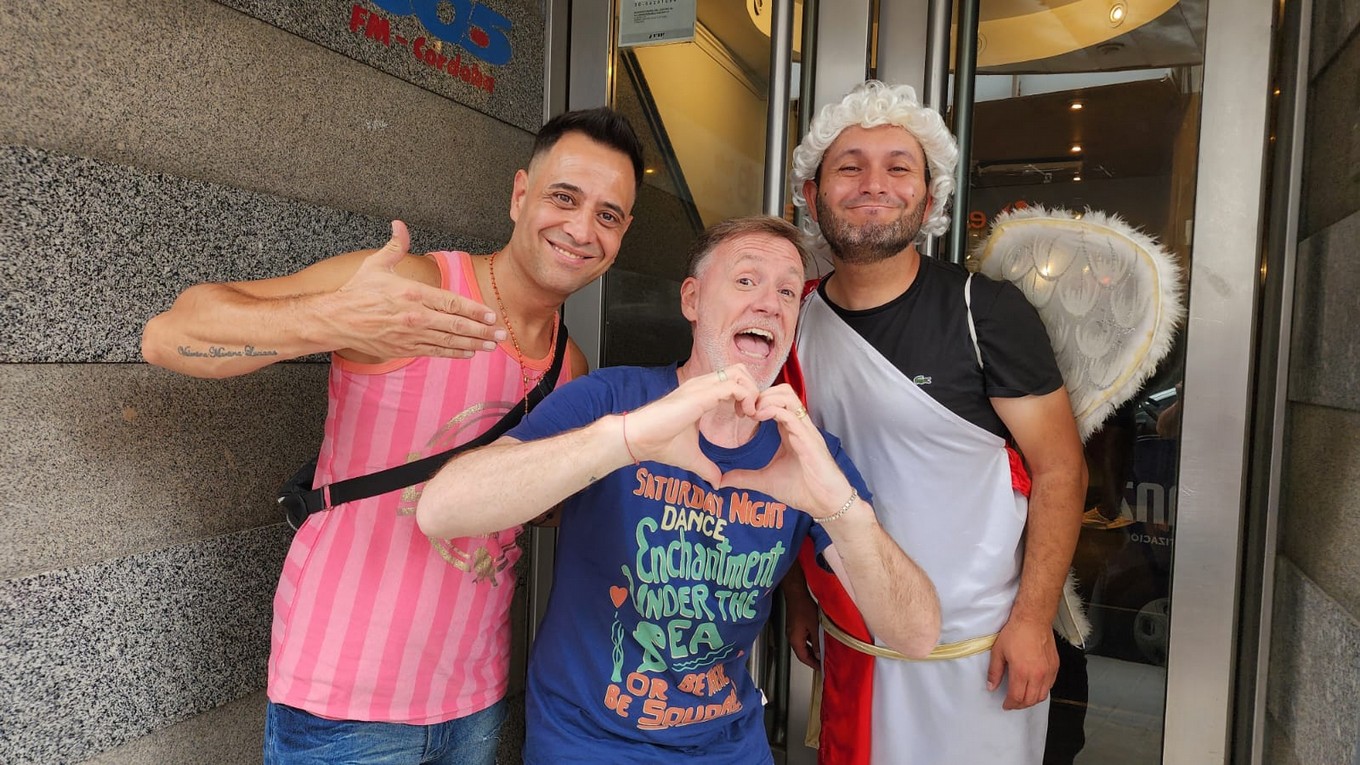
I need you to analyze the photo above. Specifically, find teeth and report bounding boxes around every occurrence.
[550,243,584,260]
[739,329,773,339]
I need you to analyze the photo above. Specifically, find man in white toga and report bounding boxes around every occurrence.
[784,80,1088,765]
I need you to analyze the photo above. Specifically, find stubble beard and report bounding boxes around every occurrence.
[696,330,782,391]
[816,193,927,266]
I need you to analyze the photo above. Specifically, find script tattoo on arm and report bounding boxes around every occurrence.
[177,345,280,358]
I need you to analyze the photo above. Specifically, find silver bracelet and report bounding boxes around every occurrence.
[815,488,858,523]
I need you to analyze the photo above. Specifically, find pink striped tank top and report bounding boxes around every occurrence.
[268,250,570,724]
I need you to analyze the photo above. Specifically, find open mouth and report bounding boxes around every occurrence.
[734,328,775,359]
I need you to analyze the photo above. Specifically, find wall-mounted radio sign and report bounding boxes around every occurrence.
[214,0,540,132]
[619,0,697,48]
[350,2,509,92]
[361,0,512,66]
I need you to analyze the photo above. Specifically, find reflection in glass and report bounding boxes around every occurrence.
[603,2,778,367]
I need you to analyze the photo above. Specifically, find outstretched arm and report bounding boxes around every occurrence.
[140,221,503,378]
[722,385,941,658]
[416,366,761,539]
[987,387,1087,709]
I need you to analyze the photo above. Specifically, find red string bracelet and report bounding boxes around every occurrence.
[620,411,640,465]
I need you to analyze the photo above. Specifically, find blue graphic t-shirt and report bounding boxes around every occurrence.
[509,365,870,764]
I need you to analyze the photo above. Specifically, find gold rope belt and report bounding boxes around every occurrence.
[819,612,998,661]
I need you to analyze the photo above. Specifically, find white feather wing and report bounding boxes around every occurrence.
[971,207,1185,648]
[971,206,1186,442]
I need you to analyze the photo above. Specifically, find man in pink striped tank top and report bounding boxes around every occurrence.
[141,108,644,764]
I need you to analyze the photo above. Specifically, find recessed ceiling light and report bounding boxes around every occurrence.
[1070,144,1083,153]
[1109,3,1127,26]
[644,168,656,174]
[1073,175,1083,182]
[1070,101,1084,111]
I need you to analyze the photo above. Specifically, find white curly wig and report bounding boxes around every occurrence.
[791,80,959,256]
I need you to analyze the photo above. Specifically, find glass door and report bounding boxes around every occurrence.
[955,5,1206,756]
[601,2,786,367]
[942,1,1278,762]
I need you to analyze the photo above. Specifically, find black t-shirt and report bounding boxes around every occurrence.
[818,256,1062,440]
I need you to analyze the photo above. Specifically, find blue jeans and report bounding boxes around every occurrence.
[264,699,508,765]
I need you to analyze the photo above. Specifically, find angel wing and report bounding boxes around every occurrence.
[969,205,1187,647]
[970,205,1186,442]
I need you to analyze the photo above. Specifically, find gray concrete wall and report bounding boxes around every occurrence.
[0,1,541,762]
[1269,0,1360,761]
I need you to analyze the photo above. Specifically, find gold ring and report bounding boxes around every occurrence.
[717,368,728,382]
[794,406,808,419]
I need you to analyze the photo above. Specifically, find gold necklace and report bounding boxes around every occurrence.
[488,252,558,414]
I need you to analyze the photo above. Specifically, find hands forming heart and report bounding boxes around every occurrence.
[622,365,855,520]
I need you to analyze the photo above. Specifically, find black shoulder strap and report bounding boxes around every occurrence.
[304,320,570,513]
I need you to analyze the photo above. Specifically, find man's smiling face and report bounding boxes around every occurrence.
[805,124,933,264]
[682,232,805,389]
[506,131,636,297]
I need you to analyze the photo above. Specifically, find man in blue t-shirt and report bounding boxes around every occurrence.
[415,215,940,764]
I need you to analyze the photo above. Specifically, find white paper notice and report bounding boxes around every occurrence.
[618,0,697,48]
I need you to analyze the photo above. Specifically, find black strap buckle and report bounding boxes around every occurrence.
[276,460,323,531]
[278,491,311,532]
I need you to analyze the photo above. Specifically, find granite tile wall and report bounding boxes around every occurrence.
[0,0,544,760]
[1281,0,1360,630]
[0,0,535,243]
[1288,209,1360,415]
[1308,0,1360,79]
[79,691,268,765]
[1265,559,1360,765]
[1301,3,1360,237]
[1278,404,1360,623]
[0,146,498,363]
[1271,4,1360,763]
[0,527,289,765]
[0,363,327,581]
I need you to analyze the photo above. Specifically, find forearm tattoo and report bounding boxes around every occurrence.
[177,345,279,358]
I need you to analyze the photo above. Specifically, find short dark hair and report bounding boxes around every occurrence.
[684,216,812,278]
[531,108,645,190]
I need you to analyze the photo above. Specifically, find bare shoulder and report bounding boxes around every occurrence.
[394,251,445,287]
[316,248,443,287]
[566,338,591,379]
